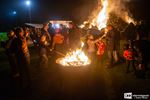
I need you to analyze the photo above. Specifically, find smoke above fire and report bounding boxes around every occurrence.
[108,0,136,25]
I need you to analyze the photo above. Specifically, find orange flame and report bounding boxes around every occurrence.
[124,12,137,25]
[92,0,109,29]
[80,0,138,29]
[80,0,109,30]
[56,42,91,66]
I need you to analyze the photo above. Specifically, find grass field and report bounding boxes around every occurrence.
[0,46,150,100]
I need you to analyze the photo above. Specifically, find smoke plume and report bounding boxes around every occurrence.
[108,0,136,24]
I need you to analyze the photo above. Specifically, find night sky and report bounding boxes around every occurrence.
[0,0,150,31]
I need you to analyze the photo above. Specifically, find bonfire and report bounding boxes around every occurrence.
[56,42,91,66]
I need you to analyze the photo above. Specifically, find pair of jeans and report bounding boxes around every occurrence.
[126,60,136,72]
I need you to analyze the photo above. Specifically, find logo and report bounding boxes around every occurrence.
[124,92,149,99]
[124,92,132,99]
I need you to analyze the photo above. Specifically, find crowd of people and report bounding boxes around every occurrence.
[1,21,150,91]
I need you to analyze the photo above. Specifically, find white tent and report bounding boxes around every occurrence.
[25,23,43,28]
[25,20,72,28]
[49,20,72,28]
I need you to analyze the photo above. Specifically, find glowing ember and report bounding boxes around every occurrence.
[56,42,91,66]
